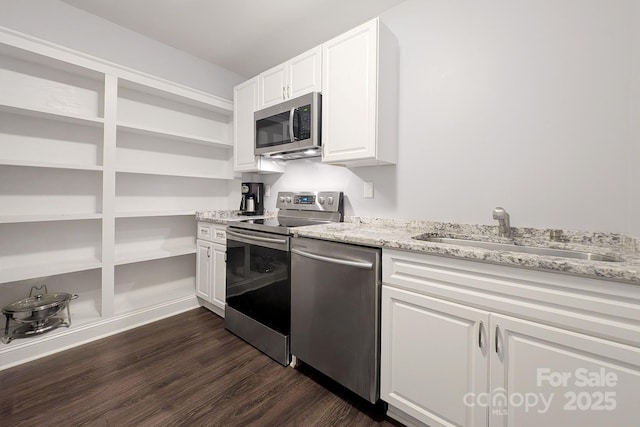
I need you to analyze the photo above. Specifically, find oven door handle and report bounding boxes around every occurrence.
[227,229,288,245]
[291,248,374,269]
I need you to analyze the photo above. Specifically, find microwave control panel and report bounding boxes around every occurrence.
[296,105,311,140]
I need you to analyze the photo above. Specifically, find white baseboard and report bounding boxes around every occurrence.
[386,404,428,427]
[0,295,199,371]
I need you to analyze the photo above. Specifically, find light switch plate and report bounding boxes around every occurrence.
[264,184,271,197]
[364,181,374,198]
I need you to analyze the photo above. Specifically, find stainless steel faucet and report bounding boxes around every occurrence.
[492,207,511,238]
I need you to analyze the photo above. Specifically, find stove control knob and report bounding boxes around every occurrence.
[318,197,325,205]
[327,196,334,205]
[286,196,292,203]
[279,196,285,203]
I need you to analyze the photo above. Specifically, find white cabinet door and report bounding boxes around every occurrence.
[233,77,285,174]
[233,77,260,172]
[490,313,640,427]
[259,64,287,109]
[322,19,377,163]
[381,285,490,427]
[288,45,322,100]
[211,243,226,311]
[259,46,322,109]
[196,239,212,301]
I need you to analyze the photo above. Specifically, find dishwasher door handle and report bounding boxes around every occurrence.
[292,248,374,269]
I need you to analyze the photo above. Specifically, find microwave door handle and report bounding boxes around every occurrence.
[289,107,295,142]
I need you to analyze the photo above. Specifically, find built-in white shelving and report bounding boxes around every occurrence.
[0,28,233,369]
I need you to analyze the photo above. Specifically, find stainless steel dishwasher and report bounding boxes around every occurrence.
[291,236,381,403]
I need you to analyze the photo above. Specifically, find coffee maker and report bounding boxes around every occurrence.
[239,182,264,215]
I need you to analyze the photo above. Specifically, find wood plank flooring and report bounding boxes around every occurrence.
[0,307,400,426]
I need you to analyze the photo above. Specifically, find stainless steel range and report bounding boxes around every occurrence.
[224,191,344,366]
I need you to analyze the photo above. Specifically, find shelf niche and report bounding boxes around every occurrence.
[115,128,232,179]
[114,215,196,265]
[114,254,197,316]
[0,109,103,169]
[117,79,231,146]
[0,220,102,283]
[0,43,104,121]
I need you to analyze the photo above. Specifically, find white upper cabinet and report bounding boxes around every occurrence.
[233,77,260,171]
[321,18,398,166]
[258,45,322,109]
[233,77,284,173]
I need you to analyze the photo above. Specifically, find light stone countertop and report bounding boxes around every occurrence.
[195,210,276,224]
[292,217,640,285]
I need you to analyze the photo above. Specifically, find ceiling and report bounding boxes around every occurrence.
[60,0,404,77]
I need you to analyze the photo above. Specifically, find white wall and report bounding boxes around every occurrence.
[261,0,638,234]
[0,0,245,98]
[629,1,640,236]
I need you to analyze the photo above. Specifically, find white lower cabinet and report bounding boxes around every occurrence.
[382,286,489,427]
[196,223,226,317]
[381,249,640,427]
[490,313,640,427]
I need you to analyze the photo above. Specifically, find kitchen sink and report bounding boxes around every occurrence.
[412,235,621,262]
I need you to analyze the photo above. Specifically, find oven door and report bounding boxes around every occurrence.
[225,228,290,336]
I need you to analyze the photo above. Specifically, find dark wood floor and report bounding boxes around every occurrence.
[0,307,400,426]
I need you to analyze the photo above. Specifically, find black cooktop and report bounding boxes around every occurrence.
[229,217,329,236]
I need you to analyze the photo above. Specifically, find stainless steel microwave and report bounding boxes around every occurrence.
[254,92,321,160]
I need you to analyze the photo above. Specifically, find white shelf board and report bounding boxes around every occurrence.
[0,103,104,127]
[117,78,233,115]
[0,159,103,172]
[114,246,196,266]
[117,122,232,148]
[0,213,103,224]
[113,288,196,317]
[115,167,230,180]
[115,210,195,218]
[0,258,102,284]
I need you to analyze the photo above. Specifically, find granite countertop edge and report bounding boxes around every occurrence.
[291,218,640,286]
[195,210,276,224]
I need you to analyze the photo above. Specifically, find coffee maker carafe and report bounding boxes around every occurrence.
[239,182,264,215]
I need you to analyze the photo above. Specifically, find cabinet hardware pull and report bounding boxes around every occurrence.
[495,325,499,353]
[207,247,211,258]
[282,87,285,100]
[287,85,290,98]
[478,321,483,349]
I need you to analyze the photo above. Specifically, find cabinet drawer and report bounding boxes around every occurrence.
[382,249,640,347]
[197,223,214,241]
[211,227,226,244]
[197,222,226,244]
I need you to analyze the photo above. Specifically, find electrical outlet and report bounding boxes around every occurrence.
[364,181,374,198]
[265,184,271,197]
